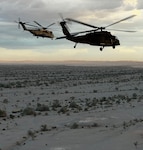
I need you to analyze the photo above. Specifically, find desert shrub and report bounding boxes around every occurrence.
[91,99,98,106]
[70,122,79,129]
[73,83,77,86]
[40,124,49,132]
[65,90,69,94]
[123,121,127,129]
[3,99,9,104]
[27,130,36,140]
[2,82,12,88]
[69,101,78,108]
[16,141,21,146]
[36,103,50,111]
[9,114,15,119]
[52,100,61,108]
[51,91,55,94]
[132,93,137,99]
[69,101,82,111]
[91,123,99,127]
[84,108,88,111]
[0,83,4,88]
[15,81,23,88]
[93,90,97,93]
[58,106,69,114]
[70,96,75,100]
[0,109,7,117]
[21,107,36,116]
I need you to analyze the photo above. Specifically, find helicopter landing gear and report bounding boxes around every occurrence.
[74,43,77,48]
[100,46,104,51]
[112,45,115,49]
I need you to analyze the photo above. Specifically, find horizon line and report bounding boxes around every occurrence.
[0,60,143,66]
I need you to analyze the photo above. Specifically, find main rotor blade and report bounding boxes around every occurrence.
[47,23,55,28]
[105,15,136,28]
[25,23,38,28]
[71,29,99,35]
[66,18,99,29]
[108,28,137,32]
[34,21,43,28]
[56,36,67,39]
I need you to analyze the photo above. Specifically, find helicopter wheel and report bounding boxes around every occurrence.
[100,47,103,51]
[113,45,115,49]
[74,43,77,48]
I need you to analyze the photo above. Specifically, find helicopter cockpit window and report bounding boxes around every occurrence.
[112,36,118,41]
[114,36,118,40]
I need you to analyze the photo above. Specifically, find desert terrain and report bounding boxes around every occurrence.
[0,64,143,150]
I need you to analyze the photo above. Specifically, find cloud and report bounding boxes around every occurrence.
[123,0,138,8]
[137,0,143,9]
[81,0,122,10]
[0,0,123,21]
[0,0,47,20]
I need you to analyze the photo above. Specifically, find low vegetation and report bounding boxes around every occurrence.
[1,65,143,149]
[0,109,7,117]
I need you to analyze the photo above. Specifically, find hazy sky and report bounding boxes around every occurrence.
[0,0,142,62]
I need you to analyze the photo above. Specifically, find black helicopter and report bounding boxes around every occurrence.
[57,15,136,51]
[16,18,55,39]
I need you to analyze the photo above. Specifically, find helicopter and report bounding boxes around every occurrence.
[15,18,55,39]
[57,15,136,51]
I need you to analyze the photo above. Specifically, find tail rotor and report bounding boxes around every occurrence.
[59,13,70,32]
[15,18,21,29]
[33,21,55,30]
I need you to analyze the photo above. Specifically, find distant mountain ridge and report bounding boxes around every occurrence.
[0,60,143,67]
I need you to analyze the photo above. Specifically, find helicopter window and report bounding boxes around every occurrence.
[115,36,119,40]
[112,36,118,40]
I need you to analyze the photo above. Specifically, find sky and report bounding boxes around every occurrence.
[0,0,142,62]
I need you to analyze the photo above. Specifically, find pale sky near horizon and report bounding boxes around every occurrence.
[0,0,142,62]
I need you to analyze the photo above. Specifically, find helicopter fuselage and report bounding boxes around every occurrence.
[19,22,54,39]
[59,21,120,50]
[29,29,54,38]
[67,31,120,47]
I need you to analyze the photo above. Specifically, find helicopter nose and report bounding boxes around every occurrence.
[114,39,120,46]
[51,32,54,38]
[117,39,120,45]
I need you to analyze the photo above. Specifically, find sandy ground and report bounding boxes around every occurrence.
[0,64,143,150]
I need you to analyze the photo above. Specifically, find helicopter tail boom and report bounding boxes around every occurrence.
[59,21,71,36]
[19,22,27,30]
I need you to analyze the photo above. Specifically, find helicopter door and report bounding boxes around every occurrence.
[99,33,106,46]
